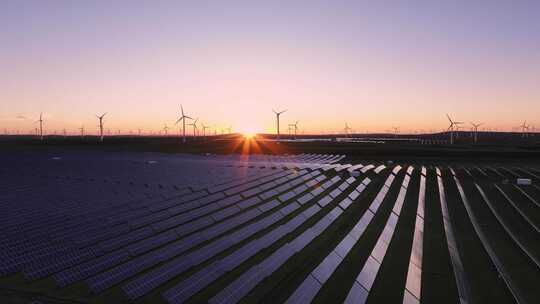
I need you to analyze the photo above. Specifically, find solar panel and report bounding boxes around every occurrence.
[292,184,309,195]
[297,193,314,205]
[305,179,319,187]
[344,282,369,304]
[175,216,214,237]
[259,181,278,191]
[405,262,422,300]
[297,201,320,217]
[310,187,324,196]
[211,205,241,221]
[278,191,296,202]
[207,266,264,304]
[217,194,243,207]
[345,176,356,184]
[257,199,280,212]
[127,231,177,256]
[87,251,162,293]
[128,210,169,229]
[348,190,360,200]
[355,255,380,291]
[285,274,322,304]
[339,198,353,210]
[259,189,279,200]
[312,251,342,284]
[361,164,375,173]
[315,175,326,182]
[329,188,343,198]
[54,250,131,286]
[235,196,261,209]
[24,247,99,280]
[279,202,300,216]
[335,234,356,258]
[317,195,333,207]
[404,289,420,304]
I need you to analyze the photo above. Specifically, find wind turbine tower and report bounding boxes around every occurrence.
[392,126,399,138]
[188,118,199,137]
[163,124,170,136]
[201,123,210,137]
[96,112,107,142]
[273,109,287,141]
[446,114,463,144]
[175,105,193,143]
[344,123,352,137]
[36,112,44,141]
[470,122,483,143]
[520,121,529,138]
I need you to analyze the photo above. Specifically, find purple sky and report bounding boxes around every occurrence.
[1,1,539,134]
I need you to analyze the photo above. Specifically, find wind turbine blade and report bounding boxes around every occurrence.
[181,105,184,116]
[446,113,453,124]
[184,116,193,120]
[175,117,183,125]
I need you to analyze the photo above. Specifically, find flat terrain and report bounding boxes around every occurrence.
[0,148,539,304]
[2,133,540,162]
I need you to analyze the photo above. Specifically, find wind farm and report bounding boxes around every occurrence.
[1,2,540,304]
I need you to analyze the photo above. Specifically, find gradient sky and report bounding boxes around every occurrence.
[1,0,539,134]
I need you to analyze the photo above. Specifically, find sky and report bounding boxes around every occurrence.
[1,0,539,135]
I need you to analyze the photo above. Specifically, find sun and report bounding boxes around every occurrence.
[240,127,257,139]
[242,132,255,139]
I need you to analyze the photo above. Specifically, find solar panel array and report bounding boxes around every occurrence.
[0,152,539,304]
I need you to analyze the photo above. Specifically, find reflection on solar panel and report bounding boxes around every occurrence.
[1,153,539,304]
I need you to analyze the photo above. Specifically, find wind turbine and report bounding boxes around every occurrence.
[470,122,483,143]
[446,114,463,144]
[163,124,170,136]
[188,118,199,137]
[519,120,529,138]
[175,105,193,143]
[273,109,287,141]
[35,112,44,141]
[79,126,85,138]
[392,126,399,138]
[344,122,352,137]
[96,112,107,142]
[201,123,210,137]
[292,121,299,139]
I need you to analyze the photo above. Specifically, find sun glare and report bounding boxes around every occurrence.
[243,132,255,139]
